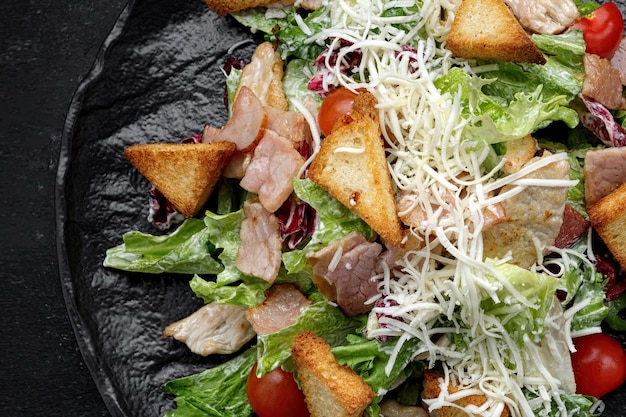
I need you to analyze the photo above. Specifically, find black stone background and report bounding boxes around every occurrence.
[1,1,126,416]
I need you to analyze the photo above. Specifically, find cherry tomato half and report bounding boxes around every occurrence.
[571,2,624,59]
[318,87,359,137]
[246,363,310,417]
[571,333,626,398]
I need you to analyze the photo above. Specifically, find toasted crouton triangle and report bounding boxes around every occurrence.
[292,331,375,417]
[308,92,404,247]
[124,142,237,218]
[588,182,626,270]
[446,0,546,64]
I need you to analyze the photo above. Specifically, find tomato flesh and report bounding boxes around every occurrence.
[317,87,359,137]
[246,363,310,417]
[571,2,624,59]
[571,333,626,398]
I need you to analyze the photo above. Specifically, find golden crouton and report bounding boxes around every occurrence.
[422,369,510,417]
[446,0,546,64]
[203,0,292,16]
[124,141,237,218]
[588,182,626,270]
[308,92,405,247]
[291,331,375,417]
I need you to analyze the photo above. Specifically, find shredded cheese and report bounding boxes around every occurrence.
[300,1,586,415]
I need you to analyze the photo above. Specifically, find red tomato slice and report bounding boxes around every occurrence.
[571,333,626,398]
[571,2,624,59]
[246,363,310,417]
[317,87,359,137]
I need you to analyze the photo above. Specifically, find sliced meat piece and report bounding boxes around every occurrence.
[163,303,255,356]
[222,152,253,179]
[201,124,221,143]
[554,204,590,248]
[610,37,626,85]
[239,42,288,111]
[265,106,312,148]
[240,129,305,213]
[584,147,626,206]
[235,200,283,283]
[214,86,266,152]
[396,189,504,233]
[582,54,626,110]
[246,283,313,335]
[503,0,579,34]
[306,232,382,317]
[483,152,570,268]
[480,202,507,232]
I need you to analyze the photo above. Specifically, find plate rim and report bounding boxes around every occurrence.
[55,1,137,416]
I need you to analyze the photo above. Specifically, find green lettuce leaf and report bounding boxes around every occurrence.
[525,389,598,417]
[255,299,361,375]
[332,334,421,395]
[232,6,331,60]
[103,219,222,274]
[605,292,626,331]
[557,241,608,331]
[283,58,322,110]
[482,261,559,345]
[163,348,256,417]
[282,178,375,274]
[435,31,585,145]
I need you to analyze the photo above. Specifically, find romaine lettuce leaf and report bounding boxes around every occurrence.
[283,58,322,110]
[103,218,223,274]
[282,178,375,274]
[232,6,331,60]
[163,348,256,417]
[525,389,598,417]
[255,299,361,375]
[332,333,421,395]
[557,241,608,331]
[435,30,585,145]
[482,261,559,345]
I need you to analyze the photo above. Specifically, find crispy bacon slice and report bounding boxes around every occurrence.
[213,86,266,152]
[240,129,305,213]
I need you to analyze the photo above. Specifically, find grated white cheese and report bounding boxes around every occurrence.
[301,1,584,415]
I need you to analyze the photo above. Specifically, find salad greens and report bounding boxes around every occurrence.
[103,0,626,416]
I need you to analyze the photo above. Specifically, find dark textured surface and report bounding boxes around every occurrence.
[3,1,626,417]
[0,1,127,416]
[57,1,258,416]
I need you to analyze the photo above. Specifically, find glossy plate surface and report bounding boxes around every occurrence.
[56,0,626,416]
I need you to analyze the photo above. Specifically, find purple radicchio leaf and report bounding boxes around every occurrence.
[579,94,626,147]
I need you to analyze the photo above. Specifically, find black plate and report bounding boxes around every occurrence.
[56,1,626,416]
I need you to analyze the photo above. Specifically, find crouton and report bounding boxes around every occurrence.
[291,331,375,417]
[422,369,510,417]
[308,92,405,247]
[588,182,626,270]
[446,0,546,64]
[203,0,292,16]
[124,141,237,218]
